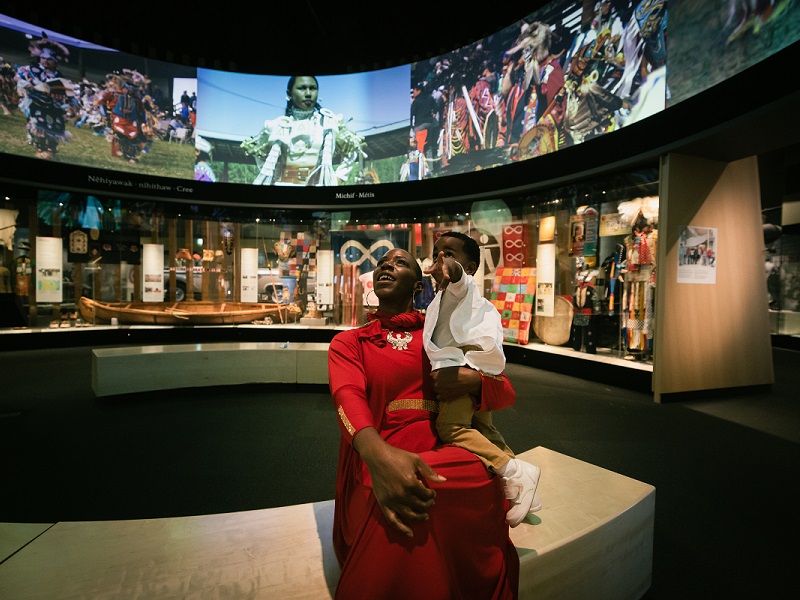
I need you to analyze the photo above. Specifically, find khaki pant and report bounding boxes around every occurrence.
[436,394,515,472]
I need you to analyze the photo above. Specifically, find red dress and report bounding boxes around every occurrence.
[329,311,519,600]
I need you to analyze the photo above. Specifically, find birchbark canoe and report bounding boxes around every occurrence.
[78,297,301,326]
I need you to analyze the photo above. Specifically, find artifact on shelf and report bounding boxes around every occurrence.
[78,297,301,326]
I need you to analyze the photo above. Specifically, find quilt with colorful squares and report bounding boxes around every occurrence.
[489,267,536,344]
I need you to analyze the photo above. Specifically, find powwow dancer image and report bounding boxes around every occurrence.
[107,69,155,163]
[15,33,77,159]
[502,20,565,150]
[241,75,366,186]
[0,56,18,116]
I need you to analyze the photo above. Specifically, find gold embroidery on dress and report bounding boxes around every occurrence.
[337,405,355,435]
[387,399,439,413]
[480,371,504,381]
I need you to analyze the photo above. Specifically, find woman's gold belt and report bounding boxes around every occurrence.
[387,399,439,413]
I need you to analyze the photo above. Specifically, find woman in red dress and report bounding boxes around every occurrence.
[328,248,519,599]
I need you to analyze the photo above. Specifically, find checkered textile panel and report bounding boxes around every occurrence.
[489,267,536,344]
[281,231,317,276]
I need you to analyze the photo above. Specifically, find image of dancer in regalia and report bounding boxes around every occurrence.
[241,75,365,186]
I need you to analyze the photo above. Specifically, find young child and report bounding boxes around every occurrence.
[423,231,541,527]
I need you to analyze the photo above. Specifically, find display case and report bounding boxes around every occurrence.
[2,153,796,384]
[0,167,667,360]
[516,182,660,363]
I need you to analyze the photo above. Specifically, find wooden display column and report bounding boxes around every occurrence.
[653,154,774,402]
[51,204,62,322]
[202,221,213,300]
[185,219,194,301]
[231,223,241,302]
[168,218,177,301]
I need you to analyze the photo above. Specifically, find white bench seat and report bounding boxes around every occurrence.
[0,447,655,600]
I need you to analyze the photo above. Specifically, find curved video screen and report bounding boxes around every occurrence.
[1,1,797,192]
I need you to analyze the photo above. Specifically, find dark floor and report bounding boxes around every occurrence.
[1,344,798,599]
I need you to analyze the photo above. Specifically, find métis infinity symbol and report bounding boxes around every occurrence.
[340,239,396,268]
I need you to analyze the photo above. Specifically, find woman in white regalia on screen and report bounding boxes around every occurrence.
[241,75,366,186]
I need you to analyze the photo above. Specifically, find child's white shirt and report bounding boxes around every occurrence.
[423,267,505,374]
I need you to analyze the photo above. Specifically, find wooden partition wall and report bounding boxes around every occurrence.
[653,154,774,402]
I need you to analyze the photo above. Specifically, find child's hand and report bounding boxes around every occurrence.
[423,251,462,290]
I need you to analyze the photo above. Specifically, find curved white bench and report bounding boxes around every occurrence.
[91,341,330,396]
[0,447,655,600]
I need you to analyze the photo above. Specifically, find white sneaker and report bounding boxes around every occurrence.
[503,460,541,527]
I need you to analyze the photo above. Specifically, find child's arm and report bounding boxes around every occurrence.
[424,251,464,291]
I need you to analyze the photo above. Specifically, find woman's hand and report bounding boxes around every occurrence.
[354,427,446,538]
[431,366,482,401]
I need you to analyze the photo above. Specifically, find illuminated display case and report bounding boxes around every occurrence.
[1,168,665,362]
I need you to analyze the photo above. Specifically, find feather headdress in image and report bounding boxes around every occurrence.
[29,33,69,63]
[122,69,150,90]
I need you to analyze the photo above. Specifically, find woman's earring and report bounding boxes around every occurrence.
[366,289,378,308]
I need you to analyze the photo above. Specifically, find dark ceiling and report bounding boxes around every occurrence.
[3,3,547,75]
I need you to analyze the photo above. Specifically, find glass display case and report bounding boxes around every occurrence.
[2,161,797,355]
[518,176,659,363]
[764,204,800,338]
[0,167,668,359]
